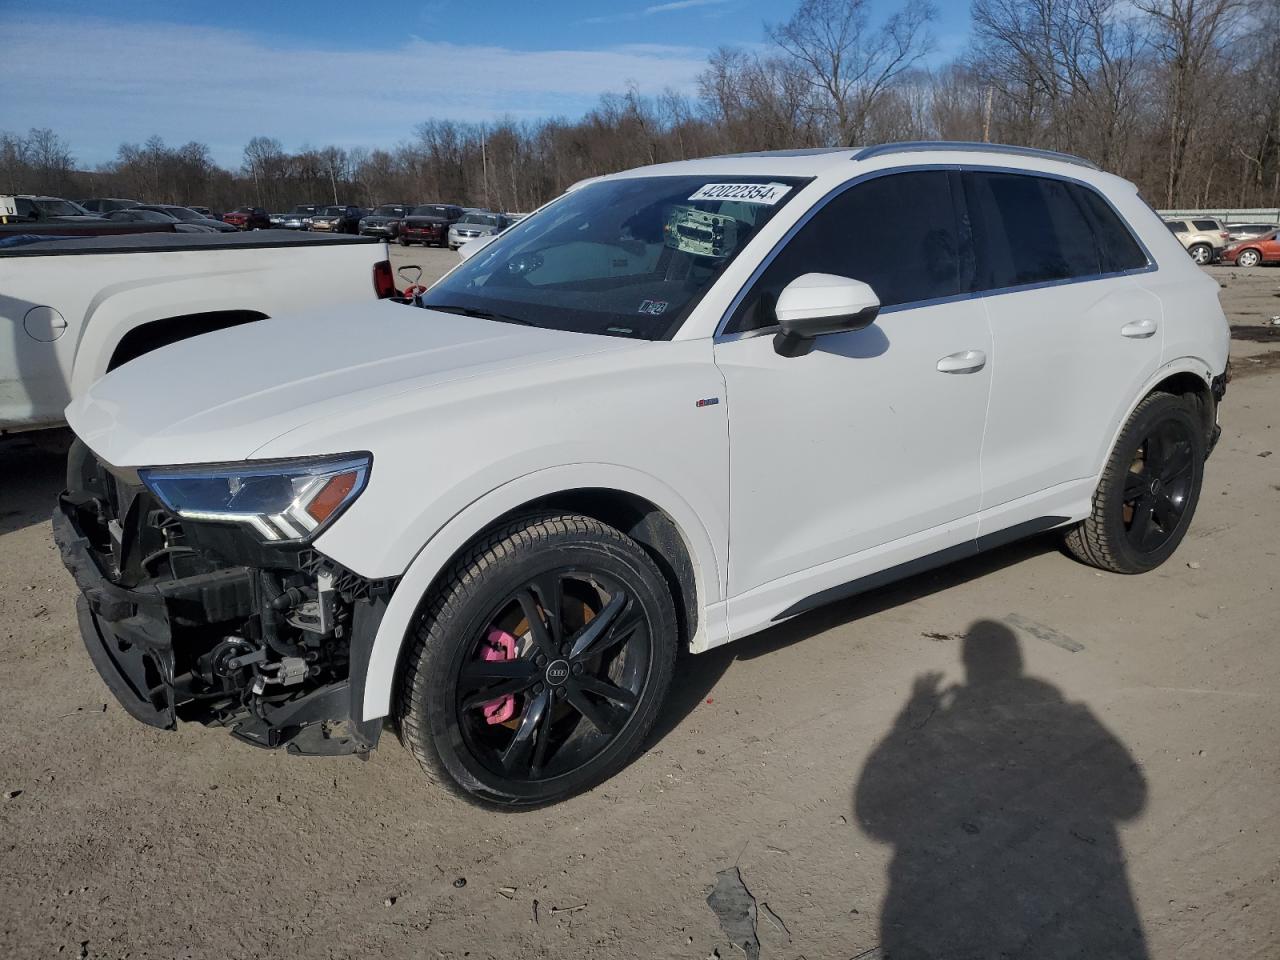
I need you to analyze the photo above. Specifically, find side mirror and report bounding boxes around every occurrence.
[457,232,498,262]
[772,273,880,358]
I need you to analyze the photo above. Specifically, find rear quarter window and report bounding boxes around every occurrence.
[1070,186,1148,272]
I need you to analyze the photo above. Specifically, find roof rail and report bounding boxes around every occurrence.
[852,141,1099,170]
[707,147,854,159]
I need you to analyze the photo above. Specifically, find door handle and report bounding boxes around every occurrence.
[1121,318,1158,339]
[936,349,987,374]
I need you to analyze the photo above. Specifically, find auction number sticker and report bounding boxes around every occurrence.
[688,182,792,205]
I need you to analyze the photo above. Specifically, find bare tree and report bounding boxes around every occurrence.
[767,0,936,145]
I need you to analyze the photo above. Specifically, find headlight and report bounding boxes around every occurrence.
[140,454,371,542]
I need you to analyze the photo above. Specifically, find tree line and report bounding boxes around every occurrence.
[3,0,1277,213]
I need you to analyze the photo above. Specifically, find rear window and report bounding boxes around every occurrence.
[1192,219,1222,231]
[964,171,1100,288]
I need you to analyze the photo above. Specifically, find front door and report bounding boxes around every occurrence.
[714,169,992,612]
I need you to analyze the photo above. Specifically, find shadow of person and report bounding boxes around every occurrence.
[855,620,1148,959]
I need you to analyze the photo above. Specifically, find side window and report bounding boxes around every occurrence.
[1071,185,1149,272]
[1192,219,1220,232]
[1166,222,1187,234]
[964,171,1100,289]
[726,170,961,333]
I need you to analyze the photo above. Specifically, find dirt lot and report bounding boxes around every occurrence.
[1,262,1278,959]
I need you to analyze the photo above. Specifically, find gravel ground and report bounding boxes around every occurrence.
[0,261,1277,959]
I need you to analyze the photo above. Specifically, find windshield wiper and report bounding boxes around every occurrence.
[425,304,536,327]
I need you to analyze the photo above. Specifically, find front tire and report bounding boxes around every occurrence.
[1189,243,1212,265]
[1064,392,1205,573]
[1237,249,1261,267]
[397,513,678,806]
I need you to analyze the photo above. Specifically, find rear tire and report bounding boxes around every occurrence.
[1064,392,1205,573]
[396,513,678,807]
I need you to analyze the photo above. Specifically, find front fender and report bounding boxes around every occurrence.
[357,462,725,721]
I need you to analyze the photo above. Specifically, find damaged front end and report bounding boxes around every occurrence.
[53,440,395,756]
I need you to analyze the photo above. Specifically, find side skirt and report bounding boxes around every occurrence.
[772,515,1068,622]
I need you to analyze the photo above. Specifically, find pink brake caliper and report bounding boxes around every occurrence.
[479,627,518,724]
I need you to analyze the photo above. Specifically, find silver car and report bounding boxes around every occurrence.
[447,211,511,250]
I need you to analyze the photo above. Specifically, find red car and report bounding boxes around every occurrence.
[398,203,464,247]
[222,206,271,230]
[1222,229,1280,268]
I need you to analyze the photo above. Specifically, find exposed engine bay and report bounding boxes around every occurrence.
[53,440,393,755]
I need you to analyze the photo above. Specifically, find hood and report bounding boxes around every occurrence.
[67,302,640,468]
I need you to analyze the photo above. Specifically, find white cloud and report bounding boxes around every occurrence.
[0,15,709,167]
[643,0,731,14]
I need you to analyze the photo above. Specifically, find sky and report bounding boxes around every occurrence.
[0,0,973,169]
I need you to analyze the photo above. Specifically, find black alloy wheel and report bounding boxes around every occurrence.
[397,514,678,806]
[1065,392,1206,573]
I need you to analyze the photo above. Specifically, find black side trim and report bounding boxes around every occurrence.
[773,516,1069,621]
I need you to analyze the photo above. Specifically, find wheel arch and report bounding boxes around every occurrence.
[1098,358,1217,477]
[359,466,724,722]
[106,309,268,372]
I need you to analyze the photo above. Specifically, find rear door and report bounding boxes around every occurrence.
[963,170,1162,514]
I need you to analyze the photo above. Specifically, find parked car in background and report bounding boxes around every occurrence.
[10,195,105,224]
[78,198,141,214]
[279,204,320,230]
[50,143,1228,806]
[309,205,366,234]
[1164,217,1231,264]
[1,230,394,433]
[399,203,464,246]
[133,204,238,233]
[1225,222,1278,242]
[223,206,272,230]
[1221,228,1280,267]
[104,209,218,232]
[359,204,411,239]
[447,211,511,250]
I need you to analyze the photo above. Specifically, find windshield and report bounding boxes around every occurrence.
[460,213,499,226]
[412,205,450,217]
[421,175,807,340]
[374,205,405,216]
[33,199,88,217]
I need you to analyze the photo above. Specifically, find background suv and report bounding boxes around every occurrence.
[309,205,365,234]
[1164,217,1231,264]
[222,206,271,230]
[399,203,464,246]
[359,204,411,239]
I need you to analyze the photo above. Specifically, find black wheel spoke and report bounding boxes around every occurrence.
[575,673,639,708]
[515,587,559,658]
[500,689,550,774]
[565,684,618,735]
[1160,441,1194,484]
[568,590,627,659]
[1129,496,1156,547]
[460,676,536,712]
[460,658,536,683]
[527,571,565,647]
[1122,469,1148,501]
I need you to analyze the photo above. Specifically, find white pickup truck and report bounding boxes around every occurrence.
[0,230,393,432]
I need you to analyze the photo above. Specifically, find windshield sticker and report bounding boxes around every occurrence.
[688,182,791,205]
[637,300,668,316]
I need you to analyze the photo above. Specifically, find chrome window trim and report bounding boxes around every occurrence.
[712,163,1159,342]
